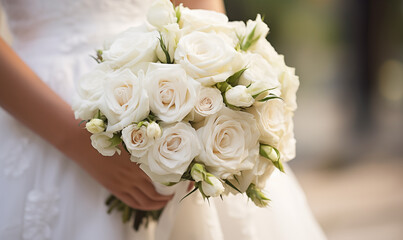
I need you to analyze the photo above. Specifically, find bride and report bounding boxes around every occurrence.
[0,0,326,239]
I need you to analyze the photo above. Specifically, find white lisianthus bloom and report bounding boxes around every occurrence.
[254,162,276,190]
[85,119,105,134]
[90,132,121,156]
[145,63,200,123]
[225,156,275,194]
[249,157,276,190]
[247,99,286,146]
[196,107,260,179]
[190,163,205,182]
[201,175,225,197]
[99,69,149,132]
[225,85,254,107]
[138,122,201,183]
[278,114,296,162]
[194,87,223,117]
[146,0,177,29]
[279,66,299,111]
[174,31,244,86]
[239,53,280,97]
[156,23,180,63]
[246,14,269,40]
[146,122,162,139]
[239,14,269,50]
[102,26,159,69]
[73,63,112,120]
[122,124,154,158]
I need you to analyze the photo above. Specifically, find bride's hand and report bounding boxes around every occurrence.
[0,38,171,210]
[77,139,173,210]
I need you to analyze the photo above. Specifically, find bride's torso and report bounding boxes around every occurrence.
[1,0,152,103]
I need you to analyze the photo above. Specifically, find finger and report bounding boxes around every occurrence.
[118,192,142,209]
[138,182,174,201]
[128,187,170,210]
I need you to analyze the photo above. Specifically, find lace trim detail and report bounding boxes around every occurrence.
[2,137,31,177]
[22,190,59,240]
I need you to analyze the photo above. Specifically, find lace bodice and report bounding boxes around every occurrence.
[1,0,152,54]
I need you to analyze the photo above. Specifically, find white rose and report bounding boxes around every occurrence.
[156,23,180,63]
[122,124,154,158]
[279,66,299,111]
[72,63,112,120]
[145,63,200,123]
[225,85,254,107]
[146,122,162,139]
[201,175,225,197]
[102,26,159,69]
[90,132,121,156]
[249,39,299,111]
[174,31,244,86]
[194,87,223,117]
[196,107,260,179]
[99,69,149,132]
[247,99,286,146]
[85,119,105,134]
[239,53,280,96]
[249,38,285,69]
[278,113,296,162]
[147,0,177,29]
[138,122,201,183]
[179,7,230,34]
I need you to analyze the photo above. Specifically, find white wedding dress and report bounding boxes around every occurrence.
[0,0,326,239]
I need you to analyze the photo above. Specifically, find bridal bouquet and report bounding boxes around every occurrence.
[73,0,299,230]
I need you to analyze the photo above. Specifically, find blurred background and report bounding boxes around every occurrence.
[224,0,403,239]
[1,1,402,239]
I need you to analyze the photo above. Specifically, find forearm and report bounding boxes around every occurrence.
[0,38,94,163]
[173,0,225,13]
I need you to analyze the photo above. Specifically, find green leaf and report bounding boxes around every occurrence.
[122,205,133,223]
[89,49,103,63]
[258,94,283,102]
[273,159,285,173]
[108,133,122,148]
[137,121,146,128]
[259,144,285,173]
[175,5,181,23]
[78,119,87,126]
[224,179,242,194]
[233,175,240,184]
[107,198,120,214]
[240,25,261,51]
[251,87,277,99]
[226,68,247,87]
[105,195,116,205]
[158,32,173,64]
[180,186,199,202]
[96,49,103,62]
[216,81,231,93]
